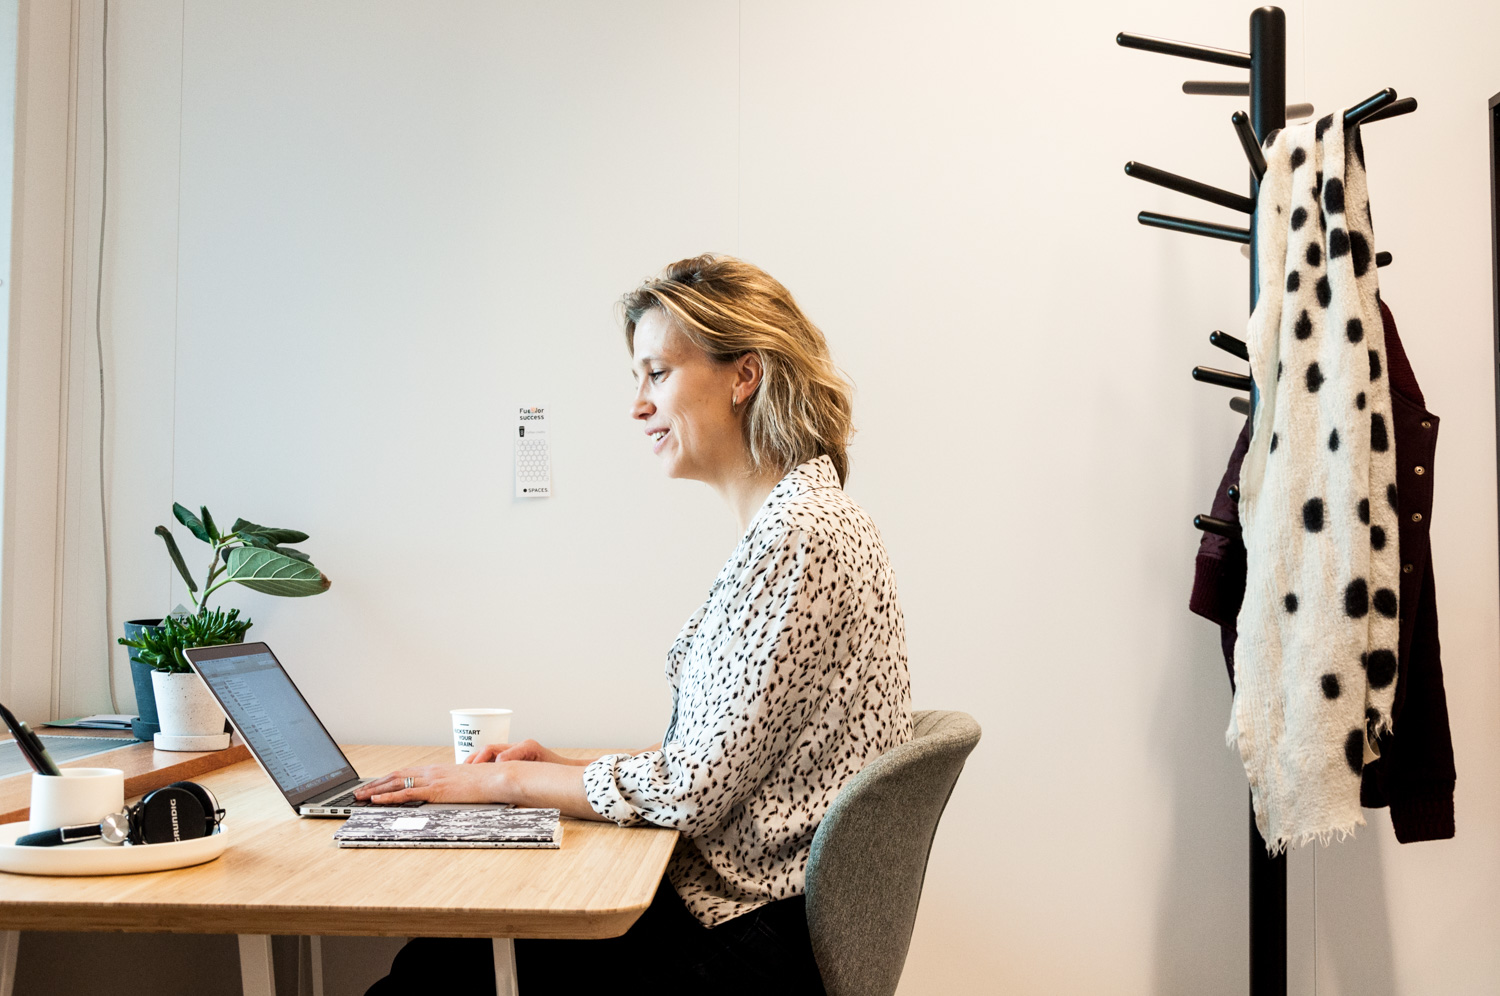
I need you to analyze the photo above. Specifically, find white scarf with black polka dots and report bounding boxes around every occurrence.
[1230,110,1400,853]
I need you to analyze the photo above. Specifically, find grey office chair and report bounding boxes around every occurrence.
[805,709,981,996]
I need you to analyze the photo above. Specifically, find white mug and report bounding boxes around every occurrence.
[29,768,126,833]
[451,708,513,763]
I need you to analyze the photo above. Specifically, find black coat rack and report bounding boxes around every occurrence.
[1116,8,1415,995]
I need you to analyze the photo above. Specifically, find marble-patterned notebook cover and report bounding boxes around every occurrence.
[334,807,562,848]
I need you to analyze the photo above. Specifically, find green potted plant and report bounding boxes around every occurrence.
[121,503,331,746]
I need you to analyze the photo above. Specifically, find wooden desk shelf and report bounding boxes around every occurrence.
[0,729,250,825]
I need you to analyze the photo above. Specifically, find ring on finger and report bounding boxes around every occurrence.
[403,776,415,789]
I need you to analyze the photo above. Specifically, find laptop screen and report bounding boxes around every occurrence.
[184,642,358,808]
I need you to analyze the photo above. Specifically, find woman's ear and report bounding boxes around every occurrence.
[733,352,764,403]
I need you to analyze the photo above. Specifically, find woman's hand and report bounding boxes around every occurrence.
[464,739,580,766]
[355,763,511,805]
[355,759,608,820]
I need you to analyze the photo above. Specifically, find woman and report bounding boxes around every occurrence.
[363,254,912,995]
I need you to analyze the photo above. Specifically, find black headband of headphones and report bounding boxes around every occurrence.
[16,779,225,847]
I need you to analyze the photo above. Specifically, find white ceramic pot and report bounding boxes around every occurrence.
[151,670,227,738]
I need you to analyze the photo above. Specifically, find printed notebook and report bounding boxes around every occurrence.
[333,807,563,849]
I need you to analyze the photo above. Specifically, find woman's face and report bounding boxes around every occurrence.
[631,309,749,485]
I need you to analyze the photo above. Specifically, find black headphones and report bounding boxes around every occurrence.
[17,780,225,847]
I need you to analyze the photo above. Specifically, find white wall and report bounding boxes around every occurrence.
[21,1,1500,993]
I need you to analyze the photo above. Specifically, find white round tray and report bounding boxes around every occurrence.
[0,820,229,876]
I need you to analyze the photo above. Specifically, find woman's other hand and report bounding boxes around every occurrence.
[465,739,574,765]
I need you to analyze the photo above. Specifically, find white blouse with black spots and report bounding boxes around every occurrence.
[584,455,913,928]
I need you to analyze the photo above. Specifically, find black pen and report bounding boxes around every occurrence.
[0,701,63,776]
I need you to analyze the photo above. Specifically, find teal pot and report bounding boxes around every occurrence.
[124,618,163,741]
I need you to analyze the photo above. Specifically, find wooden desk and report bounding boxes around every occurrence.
[0,745,678,995]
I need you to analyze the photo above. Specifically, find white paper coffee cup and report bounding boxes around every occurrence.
[451,708,513,763]
[30,768,125,832]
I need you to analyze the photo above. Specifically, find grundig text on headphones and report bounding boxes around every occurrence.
[16,781,225,847]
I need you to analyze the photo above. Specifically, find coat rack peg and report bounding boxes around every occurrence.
[1192,366,1252,391]
[1184,82,1312,121]
[1210,330,1250,360]
[1184,81,1249,95]
[1231,111,1268,179]
[1139,211,1251,244]
[1377,251,1393,267]
[1194,513,1242,539]
[1116,31,1252,68]
[1364,96,1417,123]
[1125,162,1257,213]
[1229,396,1251,416]
[1344,88,1397,127]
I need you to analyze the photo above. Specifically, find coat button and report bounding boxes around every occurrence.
[1421,420,1432,429]
[1403,564,1414,574]
[1412,512,1423,523]
[1414,466,1425,476]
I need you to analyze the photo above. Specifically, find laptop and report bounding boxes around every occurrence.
[183,641,426,817]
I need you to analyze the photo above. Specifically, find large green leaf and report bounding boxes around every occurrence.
[173,502,211,543]
[225,546,330,597]
[231,518,310,545]
[155,525,198,592]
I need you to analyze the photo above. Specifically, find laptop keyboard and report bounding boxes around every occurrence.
[319,790,423,809]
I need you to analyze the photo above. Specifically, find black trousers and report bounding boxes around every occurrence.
[365,877,827,996]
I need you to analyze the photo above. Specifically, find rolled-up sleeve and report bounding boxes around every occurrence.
[583,750,675,828]
[582,525,831,836]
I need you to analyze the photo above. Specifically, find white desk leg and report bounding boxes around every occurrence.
[296,936,326,996]
[309,936,325,996]
[493,937,518,996]
[0,931,18,996]
[238,934,275,996]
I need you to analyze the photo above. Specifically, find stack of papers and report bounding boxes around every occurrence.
[46,714,134,730]
[334,807,563,849]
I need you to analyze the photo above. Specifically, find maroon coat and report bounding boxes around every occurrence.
[1189,300,1455,843]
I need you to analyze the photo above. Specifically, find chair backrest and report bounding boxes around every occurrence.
[805,709,981,996]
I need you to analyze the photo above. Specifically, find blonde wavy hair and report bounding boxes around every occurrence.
[621,254,855,484]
